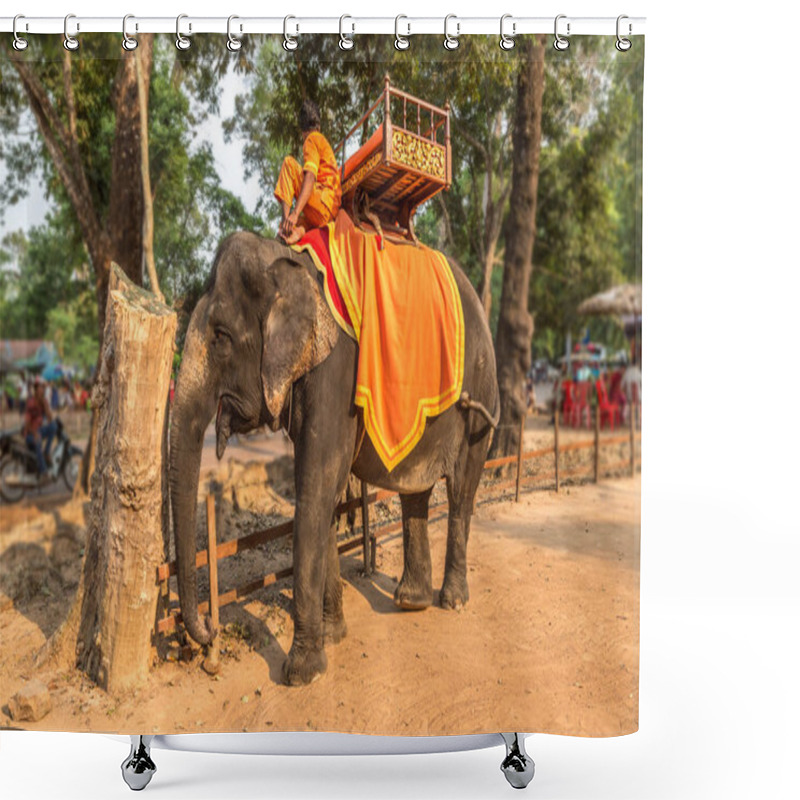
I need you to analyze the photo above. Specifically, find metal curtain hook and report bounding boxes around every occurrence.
[554,14,570,51]
[283,15,298,51]
[443,14,459,51]
[616,15,632,51]
[394,15,410,51]
[499,14,515,50]
[122,14,138,51]
[12,15,29,51]
[63,13,79,51]
[176,14,191,50]
[227,15,242,52]
[339,15,354,50]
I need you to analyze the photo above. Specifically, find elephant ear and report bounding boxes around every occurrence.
[261,258,339,420]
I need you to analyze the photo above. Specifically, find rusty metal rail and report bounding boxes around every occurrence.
[156,406,641,638]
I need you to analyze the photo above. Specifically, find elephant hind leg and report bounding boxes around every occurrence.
[323,521,347,644]
[440,437,487,610]
[394,488,434,610]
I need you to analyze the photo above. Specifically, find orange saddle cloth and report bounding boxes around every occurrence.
[292,217,465,471]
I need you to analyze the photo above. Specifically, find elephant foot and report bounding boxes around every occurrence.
[394,578,432,610]
[323,615,348,645]
[440,578,470,610]
[282,646,328,686]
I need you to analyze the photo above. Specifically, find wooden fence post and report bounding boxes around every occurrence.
[361,480,372,575]
[515,413,525,502]
[629,402,636,477]
[594,399,600,483]
[554,407,560,493]
[202,493,221,675]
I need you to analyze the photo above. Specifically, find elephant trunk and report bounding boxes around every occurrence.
[169,317,217,647]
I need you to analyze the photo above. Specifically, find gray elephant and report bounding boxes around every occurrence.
[169,233,498,686]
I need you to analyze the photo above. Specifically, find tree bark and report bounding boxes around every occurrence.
[40,264,176,692]
[490,36,546,459]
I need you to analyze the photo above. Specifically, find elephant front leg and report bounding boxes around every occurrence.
[394,489,434,610]
[283,501,334,686]
[323,522,347,645]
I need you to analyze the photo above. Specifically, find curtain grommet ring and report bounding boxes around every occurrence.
[443,14,460,51]
[176,14,191,50]
[339,15,354,50]
[499,14,515,51]
[122,14,138,51]
[12,15,29,51]
[283,15,298,51]
[616,15,632,51]
[554,14,570,51]
[227,15,242,52]
[394,15,410,51]
[63,13,79,51]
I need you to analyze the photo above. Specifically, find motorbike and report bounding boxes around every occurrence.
[0,418,83,503]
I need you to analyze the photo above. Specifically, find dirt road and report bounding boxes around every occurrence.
[0,475,639,738]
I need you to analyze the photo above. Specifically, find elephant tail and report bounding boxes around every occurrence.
[458,391,500,429]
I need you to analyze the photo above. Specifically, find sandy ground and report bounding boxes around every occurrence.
[0,462,639,739]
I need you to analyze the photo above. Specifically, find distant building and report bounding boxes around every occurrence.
[0,340,59,373]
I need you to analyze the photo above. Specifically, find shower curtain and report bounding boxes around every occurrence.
[0,30,643,739]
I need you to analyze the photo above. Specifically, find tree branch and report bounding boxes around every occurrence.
[453,119,488,161]
[63,51,78,147]
[11,58,105,256]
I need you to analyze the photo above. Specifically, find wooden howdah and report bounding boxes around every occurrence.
[335,76,451,242]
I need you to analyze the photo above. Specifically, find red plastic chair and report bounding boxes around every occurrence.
[570,382,592,428]
[595,378,620,430]
[609,370,626,409]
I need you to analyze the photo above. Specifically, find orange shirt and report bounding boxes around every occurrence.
[302,131,341,215]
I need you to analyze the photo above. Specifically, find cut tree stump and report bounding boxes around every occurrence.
[39,263,176,693]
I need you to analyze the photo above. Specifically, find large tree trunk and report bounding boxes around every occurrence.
[40,264,176,692]
[490,36,546,459]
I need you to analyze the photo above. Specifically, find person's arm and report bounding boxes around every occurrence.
[44,397,53,422]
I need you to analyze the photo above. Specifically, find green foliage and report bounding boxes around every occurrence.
[0,214,85,339]
[45,290,99,374]
[1,35,644,366]
[531,40,644,360]
[1,36,264,344]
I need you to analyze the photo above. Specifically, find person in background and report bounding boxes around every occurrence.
[621,361,642,423]
[22,378,57,478]
[273,99,342,245]
[17,376,28,414]
[575,361,592,383]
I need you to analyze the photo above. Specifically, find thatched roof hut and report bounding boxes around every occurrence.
[577,284,642,317]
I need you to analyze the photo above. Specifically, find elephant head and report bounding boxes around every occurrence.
[169,232,338,646]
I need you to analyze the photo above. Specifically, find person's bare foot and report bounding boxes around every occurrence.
[284,225,306,245]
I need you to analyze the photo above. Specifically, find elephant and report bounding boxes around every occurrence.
[169,232,499,686]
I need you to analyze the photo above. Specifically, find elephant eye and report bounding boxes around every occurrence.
[213,326,232,346]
